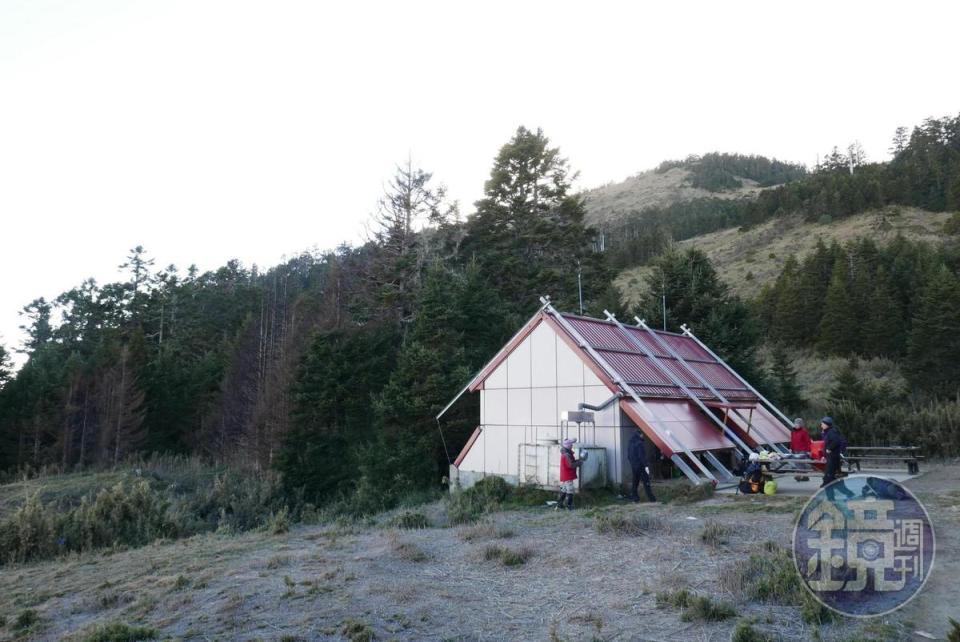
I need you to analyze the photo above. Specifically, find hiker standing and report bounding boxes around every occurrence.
[790,417,813,481]
[820,416,847,487]
[557,438,583,510]
[627,428,656,502]
[790,418,812,454]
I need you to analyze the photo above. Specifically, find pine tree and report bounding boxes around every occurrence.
[817,257,858,355]
[906,265,960,395]
[828,357,874,408]
[367,160,454,332]
[861,267,904,357]
[769,255,807,345]
[640,247,764,383]
[464,126,608,316]
[770,344,805,414]
[274,325,399,504]
[792,240,835,344]
[372,263,473,498]
[0,343,11,390]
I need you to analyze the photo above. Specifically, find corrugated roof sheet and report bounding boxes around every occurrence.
[562,314,758,403]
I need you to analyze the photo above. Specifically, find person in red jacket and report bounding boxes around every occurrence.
[790,418,813,454]
[556,438,584,511]
[790,418,813,481]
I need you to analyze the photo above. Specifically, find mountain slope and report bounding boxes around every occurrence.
[615,207,954,306]
[583,167,765,227]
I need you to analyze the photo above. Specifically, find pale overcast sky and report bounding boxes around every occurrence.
[1,0,958,360]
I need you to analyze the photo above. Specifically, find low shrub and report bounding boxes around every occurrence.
[0,466,289,566]
[483,544,533,566]
[14,609,39,631]
[392,540,429,562]
[391,511,431,530]
[719,546,834,625]
[655,482,715,504]
[81,621,158,642]
[731,619,774,642]
[595,512,661,536]
[447,476,513,525]
[699,521,732,547]
[340,618,374,642]
[656,589,736,622]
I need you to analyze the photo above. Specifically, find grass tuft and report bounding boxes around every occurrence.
[656,589,736,621]
[340,618,374,642]
[718,546,834,624]
[699,521,732,547]
[595,512,661,536]
[14,609,39,631]
[393,540,429,562]
[81,621,158,642]
[483,544,533,566]
[731,619,774,642]
[391,511,431,530]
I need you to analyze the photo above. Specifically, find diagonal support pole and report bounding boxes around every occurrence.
[543,298,713,484]
[633,317,784,454]
[680,323,794,447]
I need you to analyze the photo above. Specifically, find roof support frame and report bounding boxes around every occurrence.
[603,310,751,461]
[541,298,714,484]
[680,323,795,438]
[633,317,785,455]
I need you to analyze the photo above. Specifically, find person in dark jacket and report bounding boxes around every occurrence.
[627,428,656,502]
[820,416,847,487]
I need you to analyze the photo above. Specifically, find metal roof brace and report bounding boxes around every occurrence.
[603,311,744,480]
[541,299,716,484]
[680,323,795,439]
[632,317,783,456]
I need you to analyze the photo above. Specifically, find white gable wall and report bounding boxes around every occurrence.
[458,319,623,485]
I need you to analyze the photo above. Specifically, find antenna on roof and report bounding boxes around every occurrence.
[576,261,583,315]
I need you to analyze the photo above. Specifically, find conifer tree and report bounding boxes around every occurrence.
[816,258,858,354]
[828,357,874,408]
[464,126,607,316]
[0,343,11,390]
[770,344,805,413]
[906,266,960,395]
[769,256,807,345]
[861,268,904,357]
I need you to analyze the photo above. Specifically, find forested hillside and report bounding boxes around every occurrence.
[1,114,959,516]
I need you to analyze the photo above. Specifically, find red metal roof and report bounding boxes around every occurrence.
[562,315,758,403]
[621,399,735,456]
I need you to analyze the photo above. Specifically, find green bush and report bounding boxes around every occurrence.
[483,544,533,567]
[719,546,834,625]
[654,481,715,504]
[699,521,731,547]
[14,609,39,631]
[340,618,374,642]
[0,467,290,566]
[447,476,513,525]
[81,621,158,642]
[731,619,774,642]
[656,589,736,621]
[595,512,661,536]
[391,511,431,529]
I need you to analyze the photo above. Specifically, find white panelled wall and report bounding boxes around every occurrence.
[458,320,624,486]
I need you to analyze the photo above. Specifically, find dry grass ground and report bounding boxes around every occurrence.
[2,466,958,641]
